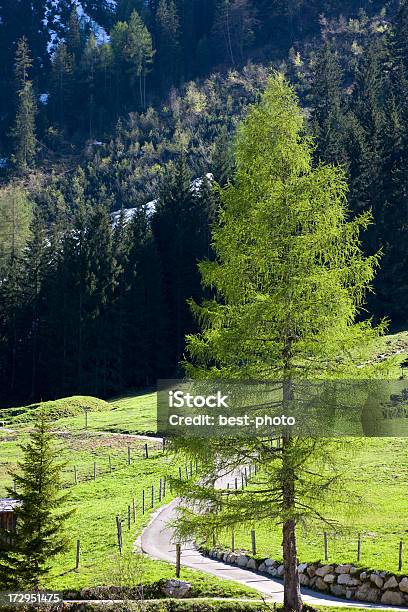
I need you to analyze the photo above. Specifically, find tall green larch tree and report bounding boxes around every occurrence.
[111,11,154,109]
[171,75,381,612]
[126,10,154,108]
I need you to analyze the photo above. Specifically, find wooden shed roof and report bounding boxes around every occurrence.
[0,499,19,513]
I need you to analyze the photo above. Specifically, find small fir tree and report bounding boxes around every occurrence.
[0,412,72,589]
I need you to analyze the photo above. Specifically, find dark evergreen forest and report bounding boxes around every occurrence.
[1,0,408,405]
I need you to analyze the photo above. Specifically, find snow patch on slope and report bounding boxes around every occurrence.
[110,174,214,226]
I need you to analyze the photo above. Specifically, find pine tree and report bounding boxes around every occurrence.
[14,36,32,86]
[375,0,408,319]
[171,75,381,612]
[156,0,181,90]
[152,156,212,366]
[81,34,99,139]
[12,38,37,172]
[84,201,118,395]
[66,8,82,64]
[211,0,257,66]
[123,212,171,387]
[23,208,50,399]
[0,412,72,588]
[50,43,74,129]
[0,186,32,402]
[310,41,348,166]
[117,0,148,21]
[211,125,235,186]
[0,186,32,273]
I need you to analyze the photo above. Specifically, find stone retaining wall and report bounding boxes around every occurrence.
[204,549,408,607]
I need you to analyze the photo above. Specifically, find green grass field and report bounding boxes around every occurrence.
[218,437,408,573]
[1,332,408,599]
[0,401,257,599]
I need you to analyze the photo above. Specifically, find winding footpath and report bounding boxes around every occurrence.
[140,499,406,610]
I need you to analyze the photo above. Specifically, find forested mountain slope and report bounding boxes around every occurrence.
[1,0,408,406]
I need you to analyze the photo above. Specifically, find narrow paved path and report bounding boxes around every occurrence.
[140,499,406,610]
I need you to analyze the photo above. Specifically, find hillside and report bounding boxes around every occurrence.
[2,1,408,406]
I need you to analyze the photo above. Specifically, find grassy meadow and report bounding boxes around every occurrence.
[0,393,258,598]
[0,332,408,596]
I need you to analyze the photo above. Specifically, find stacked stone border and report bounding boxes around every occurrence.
[202,548,408,607]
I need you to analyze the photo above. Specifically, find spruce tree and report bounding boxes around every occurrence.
[211,125,235,186]
[156,0,181,90]
[171,75,381,612]
[84,201,118,395]
[23,208,50,399]
[376,0,408,319]
[211,0,257,66]
[0,186,32,401]
[152,156,212,366]
[310,41,348,166]
[0,412,72,588]
[12,38,37,172]
[50,43,74,129]
[66,8,82,64]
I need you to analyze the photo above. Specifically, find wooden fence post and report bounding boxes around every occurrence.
[176,544,181,578]
[179,466,182,480]
[128,505,131,530]
[145,443,149,459]
[241,474,245,489]
[190,462,193,478]
[116,516,123,555]
[76,539,80,569]
[251,529,256,555]
[185,464,189,479]
[235,477,238,490]
[159,478,162,501]
[324,532,328,561]
[231,528,235,552]
[399,540,403,571]
[128,447,131,465]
